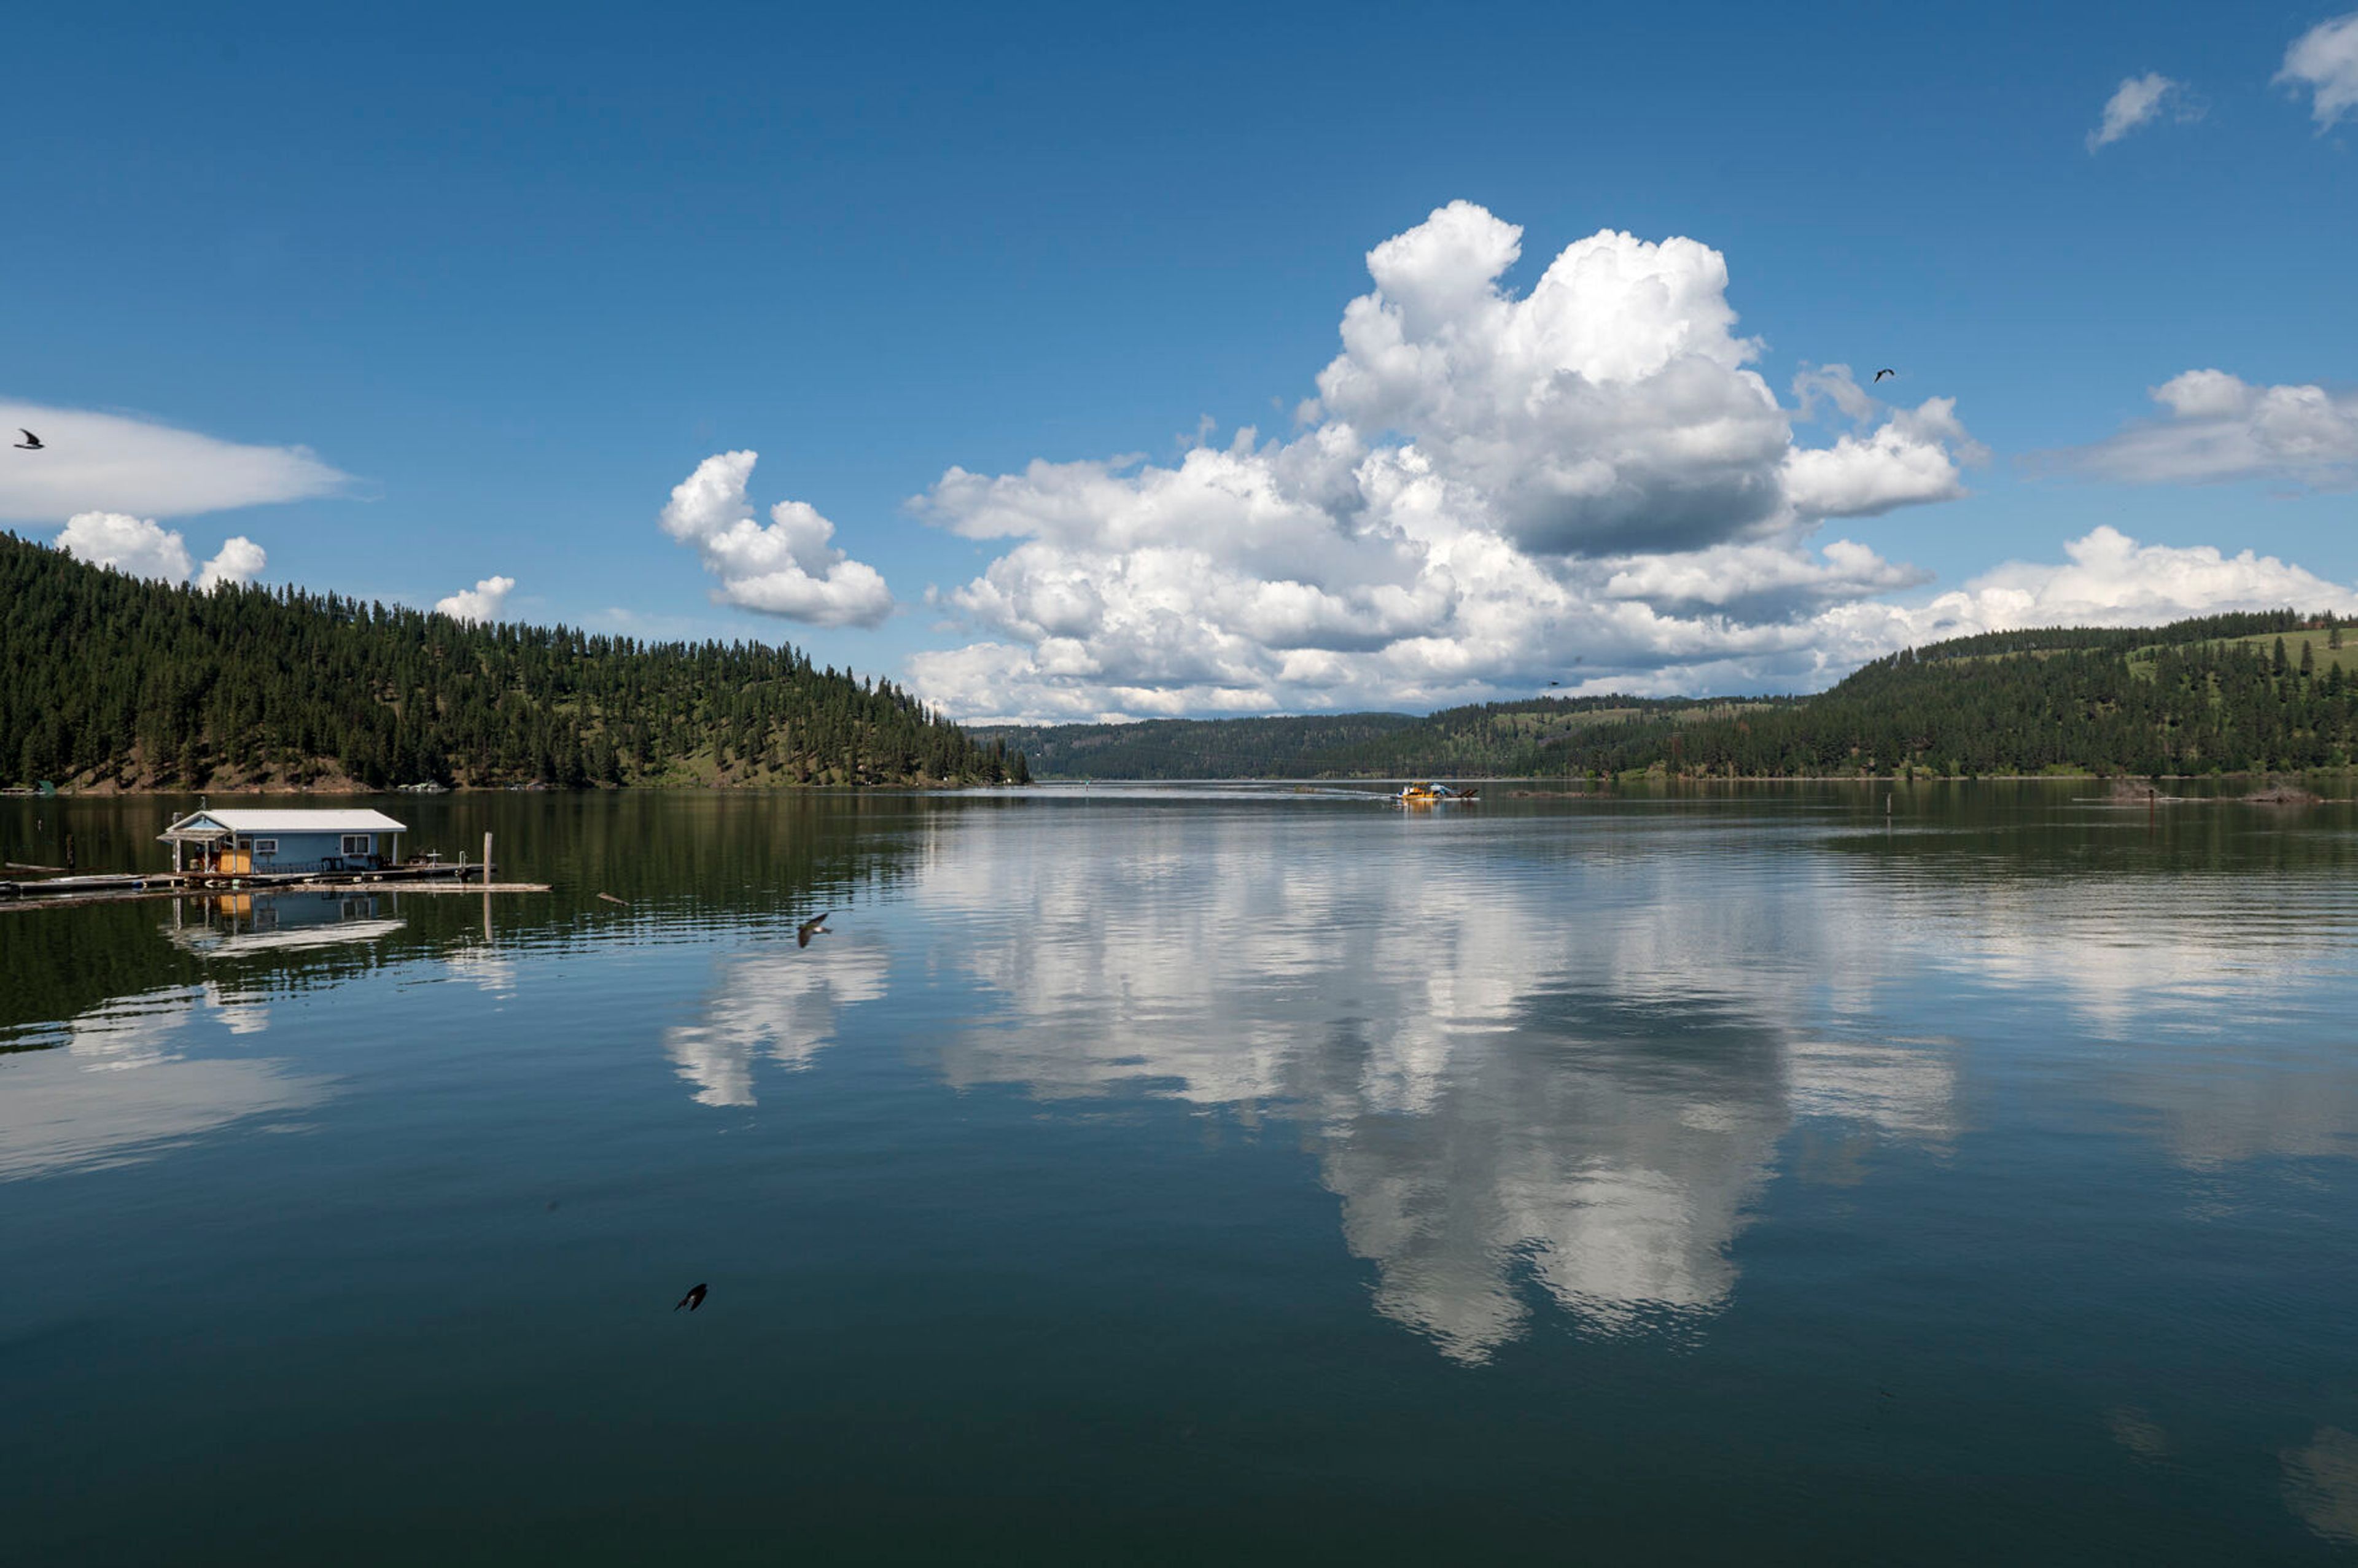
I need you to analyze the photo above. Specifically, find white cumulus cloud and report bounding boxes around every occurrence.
[1876,527,2358,645]
[660,451,895,629]
[54,511,270,592]
[905,202,1991,721]
[196,536,267,591]
[56,511,195,583]
[2064,369,2358,488]
[0,398,347,522]
[435,575,516,624]
[2087,72,2198,151]
[2278,12,2358,130]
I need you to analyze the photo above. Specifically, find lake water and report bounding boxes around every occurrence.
[6,784,2358,1562]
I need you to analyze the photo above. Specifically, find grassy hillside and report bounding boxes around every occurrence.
[965,713,1418,779]
[1,530,1018,791]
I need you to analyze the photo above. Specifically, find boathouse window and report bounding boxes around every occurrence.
[342,834,374,856]
[251,839,278,855]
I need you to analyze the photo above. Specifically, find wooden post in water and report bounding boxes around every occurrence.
[483,831,493,882]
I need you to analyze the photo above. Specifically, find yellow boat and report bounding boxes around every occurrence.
[1395,781,1479,807]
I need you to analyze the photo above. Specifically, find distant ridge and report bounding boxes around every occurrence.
[0,530,1023,791]
[975,611,2357,780]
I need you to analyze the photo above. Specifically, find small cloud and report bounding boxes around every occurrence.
[0,398,347,522]
[435,575,515,624]
[2058,369,2358,488]
[1915,526,2358,634]
[196,536,267,591]
[2278,12,2358,130]
[659,451,895,629]
[2087,72,2200,152]
[56,511,268,592]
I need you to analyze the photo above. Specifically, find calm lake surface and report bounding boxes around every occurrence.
[6,783,2358,1562]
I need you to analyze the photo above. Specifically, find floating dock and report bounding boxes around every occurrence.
[1,849,547,910]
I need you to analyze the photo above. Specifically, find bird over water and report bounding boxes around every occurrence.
[796,911,833,949]
[675,1283,707,1311]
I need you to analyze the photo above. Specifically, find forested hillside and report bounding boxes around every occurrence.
[1,531,1018,791]
[1614,611,2355,778]
[984,610,2357,780]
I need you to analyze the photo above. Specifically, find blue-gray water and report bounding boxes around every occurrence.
[5,785,2358,1562]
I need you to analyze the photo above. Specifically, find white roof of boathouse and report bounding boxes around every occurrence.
[160,808,408,840]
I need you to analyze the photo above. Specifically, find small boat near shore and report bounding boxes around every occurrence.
[1395,781,1479,807]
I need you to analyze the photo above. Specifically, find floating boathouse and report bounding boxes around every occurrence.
[158,808,408,875]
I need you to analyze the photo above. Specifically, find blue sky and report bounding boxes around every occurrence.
[4,1,2354,720]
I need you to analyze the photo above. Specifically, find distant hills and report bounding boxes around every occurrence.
[1,531,1021,791]
[12,525,2349,791]
[974,610,2358,780]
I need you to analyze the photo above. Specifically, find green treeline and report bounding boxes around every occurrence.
[1,531,1023,790]
[985,610,2358,780]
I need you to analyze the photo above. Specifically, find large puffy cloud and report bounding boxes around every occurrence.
[434,575,516,623]
[56,511,267,591]
[2278,12,2358,130]
[0,399,346,522]
[2064,370,2358,487]
[902,204,2355,721]
[660,451,895,628]
[904,203,1998,720]
[2087,73,2197,151]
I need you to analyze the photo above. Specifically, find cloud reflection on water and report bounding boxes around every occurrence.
[909,813,1960,1362]
[0,984,323,1180]
[664,936,890,1107]
[646,802,2358,1360]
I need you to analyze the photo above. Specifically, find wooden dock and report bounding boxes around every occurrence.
[0,863,550,909]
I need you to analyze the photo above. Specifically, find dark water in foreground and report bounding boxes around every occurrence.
[4,783,2358,1563]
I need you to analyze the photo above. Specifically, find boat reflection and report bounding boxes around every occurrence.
[165,890,407,958]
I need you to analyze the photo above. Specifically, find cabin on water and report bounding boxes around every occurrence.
[158,809,407,875]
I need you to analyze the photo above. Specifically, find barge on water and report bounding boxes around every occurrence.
[1395,781,1481,807]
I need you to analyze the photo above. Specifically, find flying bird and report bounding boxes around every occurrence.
[14,429,41,450]
[1548,680,1561,687]
[1872,368,1896,382]
[796,910,833,949]
[675,1282,707,1311]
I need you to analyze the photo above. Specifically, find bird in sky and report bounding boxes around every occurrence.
[1872,368,1896,382]
[14,429,41,450]
[675,1282,707,1311]
[1548,680,1561,686]
[796,910,833,949]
